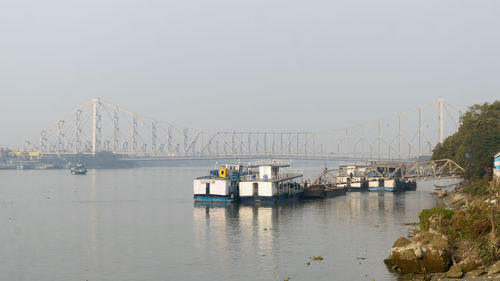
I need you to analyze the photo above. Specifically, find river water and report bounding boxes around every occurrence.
[0,165,461,281]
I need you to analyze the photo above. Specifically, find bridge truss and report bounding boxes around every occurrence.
[22,98,464,160]
[313,159,465,185]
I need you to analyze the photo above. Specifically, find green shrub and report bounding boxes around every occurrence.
[477,237,497,266]
[461,180,491,196]
[445,202,493,243]
[419,208,455,232]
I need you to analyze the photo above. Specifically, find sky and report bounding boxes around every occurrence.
[1,0,499,148]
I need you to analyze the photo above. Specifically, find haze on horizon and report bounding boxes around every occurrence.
[1,0,499,149]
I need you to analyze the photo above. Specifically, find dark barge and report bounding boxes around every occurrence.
[302,184,347,199]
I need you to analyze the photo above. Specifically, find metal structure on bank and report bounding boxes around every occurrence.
[22,98,464,160]
[312,159,465,185]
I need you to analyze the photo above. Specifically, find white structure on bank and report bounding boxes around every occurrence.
[494,152,500,186]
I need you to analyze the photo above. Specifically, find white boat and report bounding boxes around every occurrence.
[193,163,245,203]
[70,163,87,175]
[368,178,404,192]
[238,162,304,204]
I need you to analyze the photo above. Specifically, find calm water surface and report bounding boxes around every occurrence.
[0,167,460,281]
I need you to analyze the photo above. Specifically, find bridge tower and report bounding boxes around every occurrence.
[438,97,445,144]
[91,98,102,155]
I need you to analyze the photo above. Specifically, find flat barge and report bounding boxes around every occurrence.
[303,184,347,199]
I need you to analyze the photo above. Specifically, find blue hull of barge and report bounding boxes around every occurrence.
[240,192,303,204]
[368,187,403,192]
[348,186,368,192]
[194,195,236,203]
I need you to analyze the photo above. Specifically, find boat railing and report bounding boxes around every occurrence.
[247,160,291,167]
[240,171,303,181]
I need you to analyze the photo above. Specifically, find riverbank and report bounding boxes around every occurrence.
[387,181,500,281]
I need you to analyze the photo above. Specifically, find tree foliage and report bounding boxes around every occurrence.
[432,101,500,179]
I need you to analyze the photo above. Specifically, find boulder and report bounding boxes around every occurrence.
[388,231,452,274]
[488,260,500,275]
[393,236,412,248]
[390,245,421,273]
[467,268,485,277]
[457,258,481,272]
[446,265,463,278]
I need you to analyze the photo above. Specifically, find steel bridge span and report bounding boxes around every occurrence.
[22,98,464,161]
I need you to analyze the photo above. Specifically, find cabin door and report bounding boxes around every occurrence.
[252,183,258,196]
[206,183,210,195]
[378,179,384,187]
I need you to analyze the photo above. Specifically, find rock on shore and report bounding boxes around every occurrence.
[385,231,452,274]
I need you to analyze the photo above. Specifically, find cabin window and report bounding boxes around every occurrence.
[253,183,258,196]
[206,183,210,195]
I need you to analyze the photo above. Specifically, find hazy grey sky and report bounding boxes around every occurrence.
[1,0,499,148]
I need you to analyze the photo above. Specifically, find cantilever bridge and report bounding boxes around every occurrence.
[22,98,464,161]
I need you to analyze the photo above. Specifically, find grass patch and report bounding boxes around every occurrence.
[461,180,491,196]
[419,208,454,232]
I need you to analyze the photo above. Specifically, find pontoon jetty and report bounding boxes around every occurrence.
[193,163,246,203]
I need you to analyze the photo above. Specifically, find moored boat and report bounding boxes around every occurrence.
[338,165,369,192]
[348,180,369,192]
[193,163,245,203]
[239,162,304,204]
[368,179,382,191]
[433,183,454,191]
[368,178,404,192]
[303,184,347,199]
[70,163,87,175]
[383,179,404,192]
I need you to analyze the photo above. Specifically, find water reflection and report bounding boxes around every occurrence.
[189,176,460,281]
[193,193,410,234]
[89,171,99,269]
[192,193,415,280]
[193,203,278,249]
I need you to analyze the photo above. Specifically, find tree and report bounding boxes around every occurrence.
[432,101,500,180]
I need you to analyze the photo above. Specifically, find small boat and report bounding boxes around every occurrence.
[193,163,245,203]
[239,162,304,204]
[71,163,87,175]
[368,178,404,192]
[348,180,369,192]
[303,183,347,199]
[338,165,369,192]
[368,179,383,191]
[382,179,405,192]
[433,184,454,190]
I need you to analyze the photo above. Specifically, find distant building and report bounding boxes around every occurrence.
[0,147,10,159]
[495,152,500,186]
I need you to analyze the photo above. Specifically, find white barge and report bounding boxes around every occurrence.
[238,162,304,204]
[193,163,245,203]
[368,178,405,192]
